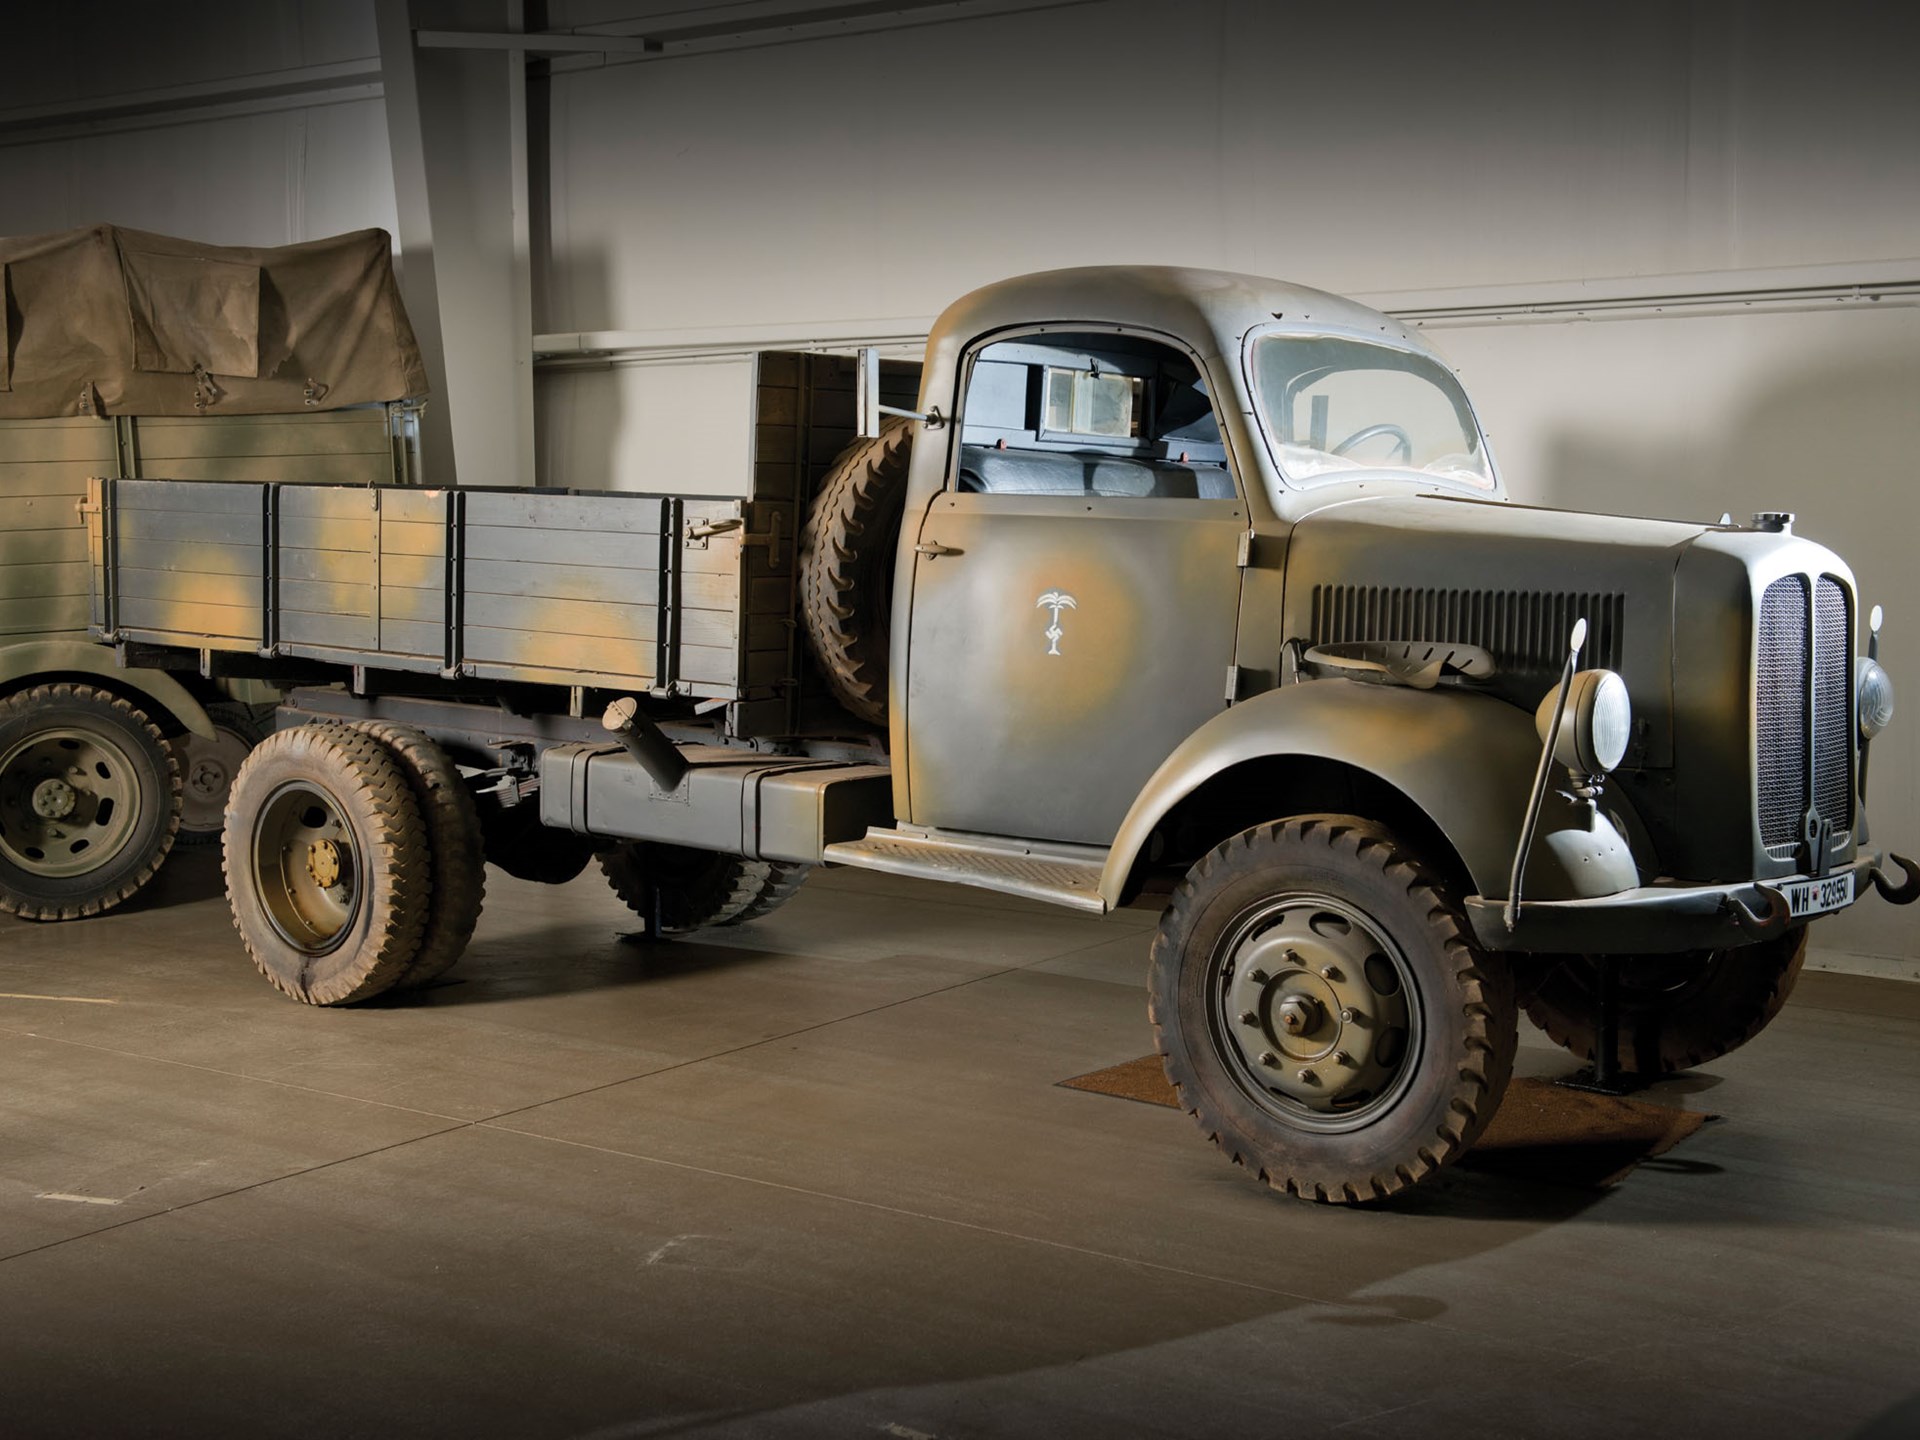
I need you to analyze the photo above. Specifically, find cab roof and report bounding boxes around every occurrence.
[926,265,1436,368]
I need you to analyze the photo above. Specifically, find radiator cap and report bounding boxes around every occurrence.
[1753,510,1795,533]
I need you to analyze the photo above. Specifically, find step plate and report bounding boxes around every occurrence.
[822,831,1107,913]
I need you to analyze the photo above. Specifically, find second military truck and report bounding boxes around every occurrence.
[78,267,1915,1204]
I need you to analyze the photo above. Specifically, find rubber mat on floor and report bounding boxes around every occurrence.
[1059,1058,1714,1189]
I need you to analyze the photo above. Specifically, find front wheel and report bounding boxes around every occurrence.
[1150,816,1516,1204]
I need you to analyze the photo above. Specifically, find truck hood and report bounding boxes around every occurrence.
[1289,491,1706,566]
[1282,492,1706,767]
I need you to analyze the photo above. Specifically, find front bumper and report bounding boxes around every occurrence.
[1464,849,1918,954]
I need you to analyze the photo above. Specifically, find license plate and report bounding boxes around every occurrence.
[1779,872,1855,919]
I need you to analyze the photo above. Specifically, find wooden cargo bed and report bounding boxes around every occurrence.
[87,476,793,703]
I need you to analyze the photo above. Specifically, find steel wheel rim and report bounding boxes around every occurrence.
[252,780,362,955]
[0,726,145,878]
[174,723,254,834]
[1206,893,1423,1133]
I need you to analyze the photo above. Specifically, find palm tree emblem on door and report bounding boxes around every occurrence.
[1035,590,1077,656]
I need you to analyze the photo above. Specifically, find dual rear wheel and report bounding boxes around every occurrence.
[224,722,485,1005]
[225,721,809,1005]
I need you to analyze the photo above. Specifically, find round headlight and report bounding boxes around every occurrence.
[1534,669,1632,774]
[1859,657,1896,739]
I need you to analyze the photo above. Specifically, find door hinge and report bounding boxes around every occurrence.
[1225,664,1243,703]
[1237,531,1255,568]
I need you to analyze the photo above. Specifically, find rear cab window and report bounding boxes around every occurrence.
[955,331,1239,501]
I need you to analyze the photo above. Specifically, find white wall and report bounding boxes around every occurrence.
[535,356,757,496]
[539,0,1919,334]
[0,100,395,245]
[0,2,394,245]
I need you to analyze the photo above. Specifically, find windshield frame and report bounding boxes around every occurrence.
[1240,323,1500,496]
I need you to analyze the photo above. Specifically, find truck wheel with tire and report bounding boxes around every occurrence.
[0,683,182,921]
[600,841,811,934]
[1521,930,1807,1075]
[334,721,485,989]
[1150,816,1517,1204]
[223,725,430,1005]
[798,417,913,727]
[172,701,271,845]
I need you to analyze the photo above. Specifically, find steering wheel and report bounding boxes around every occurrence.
[1332,422,1413,463]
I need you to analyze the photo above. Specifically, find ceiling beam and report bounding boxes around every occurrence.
[417,0,1104,69]
[0,59,382,148]
[415,30,662,52]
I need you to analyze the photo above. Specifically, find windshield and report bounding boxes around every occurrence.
[1251,334,1493,490]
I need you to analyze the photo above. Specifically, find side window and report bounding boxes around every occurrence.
[954,332,1235,500]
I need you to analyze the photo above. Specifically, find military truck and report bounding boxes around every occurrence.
[74,266,1915,1204]
[0,225,425,919]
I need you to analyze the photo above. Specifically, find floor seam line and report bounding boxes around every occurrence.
[0,927,1147,1140]
[475,950,1095,1125]
[479,1118,1332,1301]
[0,1023,469,1124]
[469,1119,1574,1361]
[0,1122,472,1268]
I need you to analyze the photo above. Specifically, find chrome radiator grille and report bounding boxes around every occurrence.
[1814,577,1853,829]
[1756,574,1853,850]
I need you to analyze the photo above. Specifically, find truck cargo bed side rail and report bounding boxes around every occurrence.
[86,476,770,702]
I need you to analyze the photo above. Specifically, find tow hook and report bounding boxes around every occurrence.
[1726,886,1791,939]
[1870,852,1920,905]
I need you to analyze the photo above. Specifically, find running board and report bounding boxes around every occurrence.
[822,827,1109,913]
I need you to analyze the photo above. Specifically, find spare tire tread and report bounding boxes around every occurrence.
[798,417,914,727]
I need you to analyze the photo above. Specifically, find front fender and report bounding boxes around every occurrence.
[1099,679,1639,907]
[0,639,215,740]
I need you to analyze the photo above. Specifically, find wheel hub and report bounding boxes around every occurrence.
[1274,992,1322,1036]
[0,725,143,879]
[30,777,76,820]
[1217,898,1418,1125]
[189,757,230,799]
[306,839,343,889]
[172,720,257,835]
[253,781,364,956]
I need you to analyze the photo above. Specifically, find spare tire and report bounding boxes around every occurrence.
[798,417,914,727]
[1521,930,1808,1074]
[599,842,811,935]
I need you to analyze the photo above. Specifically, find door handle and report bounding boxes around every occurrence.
[914,541,963,558]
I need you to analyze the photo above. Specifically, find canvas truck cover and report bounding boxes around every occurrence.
[0,225,428,417]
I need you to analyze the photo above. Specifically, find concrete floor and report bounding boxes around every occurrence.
[3,848,1917,1440]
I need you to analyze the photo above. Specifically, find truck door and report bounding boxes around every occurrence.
[901,330,1246,846]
